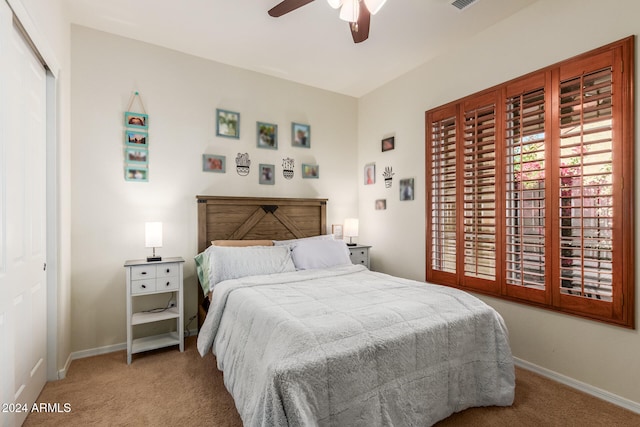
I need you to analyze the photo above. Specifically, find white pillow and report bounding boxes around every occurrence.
[290,239,352,270]
[273,234,334,247]
[209,245,296,288]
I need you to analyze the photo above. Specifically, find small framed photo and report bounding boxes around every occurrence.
[292,122,310,148]
[203,154,226,173]
[364,163,376,185]
[125,147,148,165]
[125,166,148,182]
[332,224,344,240]
[382,136,395,152]
[124,112,148,129]
[257,122,278,149]
[375,199,387,210]
[400,178,415,201]
[125,130,148,147]
[301,163,319,178]
[216,108,240,139]
[259,164,275,185]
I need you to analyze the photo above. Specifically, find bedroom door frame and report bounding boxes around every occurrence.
[5,0,61,383]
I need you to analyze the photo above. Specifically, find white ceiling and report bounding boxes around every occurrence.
[64,0,537,97]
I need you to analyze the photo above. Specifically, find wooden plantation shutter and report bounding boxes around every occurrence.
[426,105,458,285]
[503,73,551,304]
[425,37,634,327]
[461,92,500,292]
[553,48,628,324]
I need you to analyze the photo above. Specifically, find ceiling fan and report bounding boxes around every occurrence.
[268,0,388,43]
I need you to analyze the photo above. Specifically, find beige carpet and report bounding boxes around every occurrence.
[24,337,640,426]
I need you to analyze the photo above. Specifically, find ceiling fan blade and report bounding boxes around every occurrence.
[350,4,370,43]
[268,0,315,17]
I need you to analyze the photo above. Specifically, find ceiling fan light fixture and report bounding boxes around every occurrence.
[339,0,359,22]
[327,0,343,9]
[364,0,387,15]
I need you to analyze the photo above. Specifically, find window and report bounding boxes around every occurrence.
[425,37,634,327]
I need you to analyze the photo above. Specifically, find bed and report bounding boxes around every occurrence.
[195,196,515,426]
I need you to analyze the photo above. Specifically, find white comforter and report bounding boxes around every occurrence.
[198,264,515,426]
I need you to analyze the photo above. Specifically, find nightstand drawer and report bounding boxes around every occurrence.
[350,251,368,266]
[157,263,179,278]
[348,245,371,269]
[131,265,157,280]
[156,277,179,291]
[131,279,156,294]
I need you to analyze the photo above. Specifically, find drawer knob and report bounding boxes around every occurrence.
[166,268,170,273]
[141,272,147,275]
[360,251,364,255]
[166,282,170,286]
[141,284,146,289]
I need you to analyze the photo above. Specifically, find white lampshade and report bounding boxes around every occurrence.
[343,218,359,237]
[145,222,163,248]
[339,0,359,22]
[364,0,387,15]
[327,0,343,9]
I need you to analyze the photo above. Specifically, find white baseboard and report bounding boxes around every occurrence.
[68,328,199,362]
[71,342,127,361]
[57,353,72,379]
[514,357,640,414]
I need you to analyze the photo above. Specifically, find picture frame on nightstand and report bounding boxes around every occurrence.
[332,224,343,240]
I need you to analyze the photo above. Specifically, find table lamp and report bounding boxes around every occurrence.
[145,222,163,262]
[343,218,359,246]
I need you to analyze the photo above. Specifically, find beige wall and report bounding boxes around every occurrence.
[70,26,359,352]
[358,0,640,405]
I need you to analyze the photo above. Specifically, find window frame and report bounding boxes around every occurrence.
[425,36,634,328]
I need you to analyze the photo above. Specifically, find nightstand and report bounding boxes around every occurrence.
[124,257,185,364]
[348,245,371,269]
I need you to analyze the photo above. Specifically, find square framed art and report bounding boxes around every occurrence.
[216,108,240,138]
[301,163,319,178]
[292,122,310,148]
[202,154,226,173]
[259,163,275,185]
[257,122,278,149]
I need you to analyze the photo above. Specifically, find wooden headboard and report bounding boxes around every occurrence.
[196,195,328,326]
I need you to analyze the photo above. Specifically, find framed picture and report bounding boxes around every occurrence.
[257,122,278,149]
[382,136,395,152]
[332,224,344,240]
[259,163,275,185]
[202,154,226,173]
[364,163,376,185]
[375,199,387,210]
[400,178,415,201]
[124,111,148,129]
[125,166,148,182]
[216,108,240,139]
[125,130,148,147]
[125,147,148,165]
[292,122,310,148]
[301,163,319,178]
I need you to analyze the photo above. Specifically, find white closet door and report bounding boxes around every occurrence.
[0,0,48,425]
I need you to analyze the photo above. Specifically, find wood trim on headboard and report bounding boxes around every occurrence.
[196,195,328,328]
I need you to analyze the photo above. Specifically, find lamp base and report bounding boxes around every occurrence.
[146,256,162,262]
